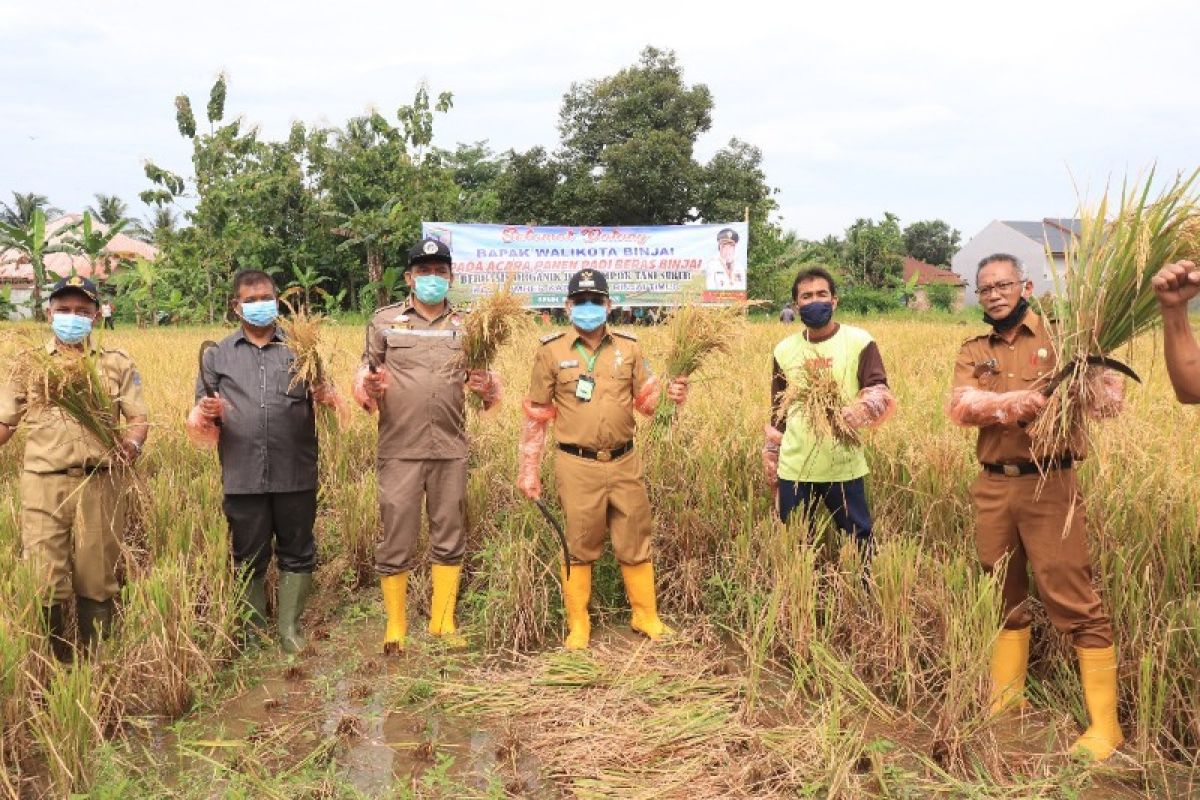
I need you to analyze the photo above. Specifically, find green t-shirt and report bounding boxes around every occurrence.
[773,325,874,483]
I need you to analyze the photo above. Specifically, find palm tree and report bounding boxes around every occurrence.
[86,194,131,227]
[132,206,177,245]
[0,192,62,227]
[287,264,330,310]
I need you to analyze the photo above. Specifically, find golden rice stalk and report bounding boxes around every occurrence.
[2,329,122,452]
[1032,169,1200,453]
[774,361,859,447]
[453,275,532,373]
[277,290,329,392]
[651,303,746,432]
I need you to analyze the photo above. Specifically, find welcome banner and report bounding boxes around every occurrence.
[421,222,749,307]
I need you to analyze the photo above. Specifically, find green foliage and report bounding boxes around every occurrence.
[925,281,957,312]
[843,212,905,289]
[903,219,960,266]
[0,208,76,320]
[837,285,904,314]
[174,95,196,138]
[206,72,227,125]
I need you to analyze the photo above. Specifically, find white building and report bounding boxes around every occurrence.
[951,218,1080,305]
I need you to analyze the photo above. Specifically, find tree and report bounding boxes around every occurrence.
[287,264,329,310]
[843,212,905,289]
[903,219,961,267]
[0,192,61,227]
[0,209,76,320]
[62,211,129,280]
[86,194,131,227]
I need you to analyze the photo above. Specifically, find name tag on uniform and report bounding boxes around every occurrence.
[575,374,595,401]
[559,359,579,368]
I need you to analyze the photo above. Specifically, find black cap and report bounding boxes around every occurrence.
[49,275,100,303]
[567,269,609,297]
[717,228,739,244]
[407,237,453,268]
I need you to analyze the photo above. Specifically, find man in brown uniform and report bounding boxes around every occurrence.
[0,276,149,659]
[949,253,1125,761]
[354,238,500,653]
[517,269,689,650]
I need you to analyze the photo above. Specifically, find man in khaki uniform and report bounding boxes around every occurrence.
[517,269,689,650]
[354,238,500,653]
[949,253,1125,761]
[0,277,149,659]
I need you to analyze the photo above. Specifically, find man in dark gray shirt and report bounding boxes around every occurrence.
[186,269,336,654]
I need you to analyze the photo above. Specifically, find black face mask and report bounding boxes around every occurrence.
[982,297,1029,332]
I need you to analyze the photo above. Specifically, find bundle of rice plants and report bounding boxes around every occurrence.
[1030,169,1200,452]
[650,303,745,433]
[449,276,531,410]
[3,330,122,453]
[453,275,531,373]
[277,289,330,392]
[774,360,860,447]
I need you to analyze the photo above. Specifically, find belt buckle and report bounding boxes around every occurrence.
[66,466,84,478]
[596,449,612,462]
[1002,463,1021,477]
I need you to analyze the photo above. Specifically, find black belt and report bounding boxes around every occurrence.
[558,442,634,462]
[982,456,1073,477]
[39,465,109,478]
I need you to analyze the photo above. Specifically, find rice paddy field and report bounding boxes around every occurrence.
[1,317,1198,799]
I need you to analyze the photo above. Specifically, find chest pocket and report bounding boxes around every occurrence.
[556,367,583,398]
[278,371,309,401]
[385,333,418,370]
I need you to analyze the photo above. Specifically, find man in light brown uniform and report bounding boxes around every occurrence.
[0,276,149,659]
[517,269,689,650]
[354,238,500,653]
[949,253,1125,761]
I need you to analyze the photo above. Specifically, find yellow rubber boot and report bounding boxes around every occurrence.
[1071,645,1125,761]
[560,564,592,650]
[989,627,1031,716]
[621,562,674,641]
[381,572,408,655]
[428,564,466,647]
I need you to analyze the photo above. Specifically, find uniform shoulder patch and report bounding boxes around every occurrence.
[540,332,565,345]
[373,301,406,317]
[101,347,134,363]
[612,330,638,341]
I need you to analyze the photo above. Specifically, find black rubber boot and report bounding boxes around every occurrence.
[76,597,115,651]
[44,603,73,663]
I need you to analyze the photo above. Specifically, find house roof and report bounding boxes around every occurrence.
[0,213,156,287]
[999,218,1081,254]
[903,256,965,286]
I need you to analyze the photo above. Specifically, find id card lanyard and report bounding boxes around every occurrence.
[573,341,602,401]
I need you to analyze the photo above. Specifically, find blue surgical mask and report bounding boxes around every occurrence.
[240,299,279,327]
[570,302,608,332]
[51,313,93,344]
[413,274,450,305]
[799,301,834,329]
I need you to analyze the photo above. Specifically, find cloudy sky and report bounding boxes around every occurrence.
[2,0,1197,242]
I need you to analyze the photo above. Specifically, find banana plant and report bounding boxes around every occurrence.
[0,209,76,320]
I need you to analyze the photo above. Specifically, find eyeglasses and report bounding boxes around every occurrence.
[975,280,1019,297]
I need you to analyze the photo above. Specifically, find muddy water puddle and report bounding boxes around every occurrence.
[150,615,546,796]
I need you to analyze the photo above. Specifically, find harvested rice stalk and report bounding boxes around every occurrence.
[277,290,329,392]
[1030,169,1200,454]
[452,275,531,374]
[774,360,860,447]
[448,276,530,410]
[650,303,745,433]
[3,330,122,452]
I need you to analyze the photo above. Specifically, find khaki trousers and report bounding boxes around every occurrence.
[554,448,652,565]
[970,469,1112,647]
[21,470,127,603]
[376,458,466,575]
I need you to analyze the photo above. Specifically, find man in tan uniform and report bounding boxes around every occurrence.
[949,253,1125,761]
[0,277,149,659]
[354,238,500,653]
[517,269,689,650]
